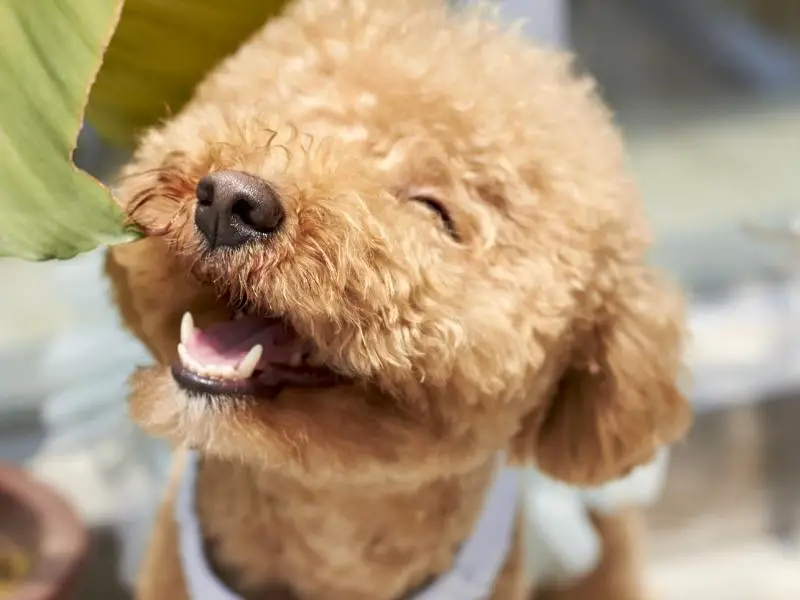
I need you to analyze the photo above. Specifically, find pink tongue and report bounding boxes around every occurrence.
[184,315,299,369]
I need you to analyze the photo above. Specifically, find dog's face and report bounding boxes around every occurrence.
[108,0,690,487]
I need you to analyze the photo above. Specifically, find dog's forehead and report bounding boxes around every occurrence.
[148,0,636,236]
[191,7,535,155]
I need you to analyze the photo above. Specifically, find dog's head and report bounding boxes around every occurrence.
[107,0,690,487]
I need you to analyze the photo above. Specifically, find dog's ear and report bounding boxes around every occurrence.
[511,266,691,486]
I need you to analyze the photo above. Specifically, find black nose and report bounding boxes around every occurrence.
[194,171,284,249]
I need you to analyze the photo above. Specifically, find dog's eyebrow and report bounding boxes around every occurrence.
[474,183,510,211]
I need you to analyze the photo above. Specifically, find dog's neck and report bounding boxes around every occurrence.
[194,454,498,600]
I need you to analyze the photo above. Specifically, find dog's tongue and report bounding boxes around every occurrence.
[184,315,300,369]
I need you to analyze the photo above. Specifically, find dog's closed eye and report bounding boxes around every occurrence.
[409,194,459,241]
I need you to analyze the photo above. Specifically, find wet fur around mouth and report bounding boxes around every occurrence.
[104,0,691,599]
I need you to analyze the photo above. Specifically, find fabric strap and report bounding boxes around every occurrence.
[175,452,520,600]
[176,451,240,600]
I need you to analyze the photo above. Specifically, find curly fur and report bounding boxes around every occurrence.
[105,0,691,598]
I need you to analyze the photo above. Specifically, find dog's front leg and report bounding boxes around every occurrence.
[134,455,191,600]
[533,510,648,600]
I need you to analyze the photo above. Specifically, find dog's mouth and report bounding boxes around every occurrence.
[172,311,340,398]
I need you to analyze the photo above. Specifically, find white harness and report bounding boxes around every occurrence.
[174,449,669,598]
[175,452,521,600]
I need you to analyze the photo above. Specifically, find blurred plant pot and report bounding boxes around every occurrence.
[0,462,88,600]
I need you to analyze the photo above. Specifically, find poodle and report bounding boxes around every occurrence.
[105,0,691,598]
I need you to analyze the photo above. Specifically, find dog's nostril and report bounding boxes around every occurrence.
[194,170,285,249]
[195,176,215,207]
[230,193,284,234]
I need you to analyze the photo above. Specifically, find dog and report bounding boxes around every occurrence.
[105,0,691,598]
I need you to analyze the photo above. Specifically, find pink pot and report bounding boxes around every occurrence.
[0,463,88,600]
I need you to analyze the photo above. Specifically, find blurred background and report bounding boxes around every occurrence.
[1,0,799,598]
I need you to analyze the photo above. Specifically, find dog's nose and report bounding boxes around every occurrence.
[194,170,284,248]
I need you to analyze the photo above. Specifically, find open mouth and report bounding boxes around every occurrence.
[172,311,340,398]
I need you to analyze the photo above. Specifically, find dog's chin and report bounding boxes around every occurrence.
[128,364,497,487]
[129,364,344,469]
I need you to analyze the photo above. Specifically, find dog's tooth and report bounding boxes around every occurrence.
[206,364,232,379]
[214,365,238,379]
[180,312,195,345]
[203,364,220,378]
[237,344,263,378]
[218,365,238,379]
[178,343,201,373]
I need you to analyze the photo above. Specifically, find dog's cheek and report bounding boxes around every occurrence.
[126,366,291,463]
[107,240,203,363]
[126,367,243,450]
[128,366,190,441]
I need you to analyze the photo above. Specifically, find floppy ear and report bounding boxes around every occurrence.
[511,266,691,486]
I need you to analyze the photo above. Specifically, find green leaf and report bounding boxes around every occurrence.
[0,0,133,260]
[87,0,291,147]
[0,0,289,261]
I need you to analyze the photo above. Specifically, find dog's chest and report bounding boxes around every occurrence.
[183,453,521,600]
